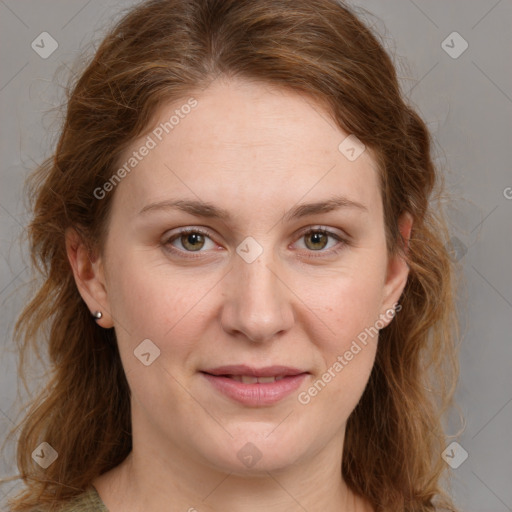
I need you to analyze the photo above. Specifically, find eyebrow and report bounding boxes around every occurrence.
[138,194,368,221]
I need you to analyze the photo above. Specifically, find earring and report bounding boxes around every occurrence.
[386,307,396,318]
[92,311,103,320]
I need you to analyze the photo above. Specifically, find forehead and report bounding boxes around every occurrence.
[111,78,381,221]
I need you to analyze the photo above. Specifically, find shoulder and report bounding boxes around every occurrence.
[30,486,109,512]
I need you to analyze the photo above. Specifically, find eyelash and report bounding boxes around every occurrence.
[162,226,348,259]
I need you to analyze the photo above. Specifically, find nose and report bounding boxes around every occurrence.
[220,248,295,343]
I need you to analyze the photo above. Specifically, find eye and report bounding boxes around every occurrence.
[163,227,217,256]
[293,227,347,257]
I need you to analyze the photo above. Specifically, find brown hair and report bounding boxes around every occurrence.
[2,0,462,510]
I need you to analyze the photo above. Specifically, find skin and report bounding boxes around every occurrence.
[66,77,412,512]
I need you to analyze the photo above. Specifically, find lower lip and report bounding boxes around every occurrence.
[201,372,308,406]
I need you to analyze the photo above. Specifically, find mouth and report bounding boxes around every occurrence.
[207,374,288,384]
[199,365,309,406]
[200,364,308,378]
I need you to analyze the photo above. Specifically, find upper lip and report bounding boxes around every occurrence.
[201,365,308,378]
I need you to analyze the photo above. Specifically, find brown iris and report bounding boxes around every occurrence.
[180,232,205,251]
[304,231,329,251]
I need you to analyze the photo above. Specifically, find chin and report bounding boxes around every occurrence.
[197,432,305,476]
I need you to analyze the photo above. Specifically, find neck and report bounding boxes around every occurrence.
[93,440,368,512]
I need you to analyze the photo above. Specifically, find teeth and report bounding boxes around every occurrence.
[229,375,287,383]
[258,376,278,383]
[239,375,258,384]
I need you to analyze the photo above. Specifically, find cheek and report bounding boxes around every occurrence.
[106,250,223,386]
[296,275,382,420]
[107,245,208,334]
[106,255,212,410]
[296,261,386,351]
[291,256,385,404]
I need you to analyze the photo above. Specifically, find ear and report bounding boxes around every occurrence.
[379,211,413,326]
[65,227,114,328]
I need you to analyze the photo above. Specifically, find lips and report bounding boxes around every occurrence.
[200,364,309,406]
[201,364,308,378]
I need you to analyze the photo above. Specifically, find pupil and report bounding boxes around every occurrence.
[184,233,204,251]
[308,232,327,250]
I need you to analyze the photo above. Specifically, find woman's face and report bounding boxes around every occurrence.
[70,77,410,476]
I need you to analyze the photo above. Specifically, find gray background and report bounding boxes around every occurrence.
[0,1,511,511]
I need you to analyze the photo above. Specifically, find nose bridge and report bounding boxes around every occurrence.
[221,241,293,342]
